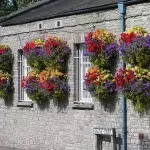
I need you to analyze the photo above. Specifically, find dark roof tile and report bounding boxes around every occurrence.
[0,0,144,26]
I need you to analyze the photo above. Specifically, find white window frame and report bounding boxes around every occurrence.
[18,50,31,102]
[74,44,92,103]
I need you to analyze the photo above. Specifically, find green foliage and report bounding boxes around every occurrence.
[125,89,150,113]
[0,0,41,17]
[91,53,109,69]
[0,0,14,17]
[0,49,14,74]
[16,0,40,9]
[27,55,46,73]
[28,87,50,103]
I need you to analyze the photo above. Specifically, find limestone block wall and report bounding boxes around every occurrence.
[0,1,150,150]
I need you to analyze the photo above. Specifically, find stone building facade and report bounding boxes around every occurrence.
[0,0,150,150]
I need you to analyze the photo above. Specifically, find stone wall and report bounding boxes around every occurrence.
[0,1,150,150]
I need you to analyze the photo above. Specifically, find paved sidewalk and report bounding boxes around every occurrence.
[0,146,22,150]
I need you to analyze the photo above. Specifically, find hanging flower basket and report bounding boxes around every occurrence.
[22,36,71,104]
[85,66,116,102]
[23,39,47,72]
[21,71,50,103]
[22,68,70,102]
[23,36,71,72]
[118,26,150,68]
[0,44,13,74]
[85,29,118,69]
[43,36,71,71]
[115,65,150,113]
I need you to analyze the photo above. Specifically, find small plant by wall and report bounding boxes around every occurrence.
[0,44,14,101]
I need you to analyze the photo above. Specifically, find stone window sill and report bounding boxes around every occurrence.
[72,102,94,110]
[17,101,33,108]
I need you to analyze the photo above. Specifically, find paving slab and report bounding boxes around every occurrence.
[0,146,22,150]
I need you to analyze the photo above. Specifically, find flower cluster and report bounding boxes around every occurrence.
[115,67,135,88]
[0,72,11,98]
[115,65,150,112]
[0,44,13,99]
[23,36,71,72]
[22,36,70,103]
[21,71,48,102]
[85,29,117,69]
[22,68,70,102]
[119,26,150,67]
[0,44,13,74]
[0,44,9,55]
[44,36,71,71]
[117,26,150,112]
[85,66,116,101]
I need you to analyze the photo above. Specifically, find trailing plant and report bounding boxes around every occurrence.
[118,26,150,68]
[0,44,13,74]
[85,29,118,69]
[85,66,116,102]
[115,65,150,113]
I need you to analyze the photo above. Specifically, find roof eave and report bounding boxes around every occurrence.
[0,0,145,27]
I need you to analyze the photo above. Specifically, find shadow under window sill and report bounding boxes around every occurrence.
[72,102,94,110]
[17,101,33,108]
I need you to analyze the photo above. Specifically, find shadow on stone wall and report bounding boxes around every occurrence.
[37,98,50,110]
[99,93,119,113]
[4,54,14,107]
[53,95,69,112]
[96,134,122,150]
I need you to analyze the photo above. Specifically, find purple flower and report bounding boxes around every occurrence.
[24,47,46,58]
[104,44,117,58]
[58,58,64,63]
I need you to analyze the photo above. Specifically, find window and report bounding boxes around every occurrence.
[18,50,31,101]
[74,44,92,103]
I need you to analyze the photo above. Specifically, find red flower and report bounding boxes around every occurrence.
[23,42,36,53]
[87,40,104,53]
[40,82,55,92]
[44,38,59,54]
[120,32,136,43]
[115,68,135,88]
[0,49,5,55]
[21,77,26,88]
[85,67,100,85]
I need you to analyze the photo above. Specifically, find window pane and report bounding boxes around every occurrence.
[74,44,92,103]
[18,51,31,101]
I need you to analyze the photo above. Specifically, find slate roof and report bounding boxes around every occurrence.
[0,0,144,26]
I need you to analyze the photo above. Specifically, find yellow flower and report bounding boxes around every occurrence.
[91,29,115,44]
[38,67,64,83]
[33,39,44,47]
[126,26,148,36]
[0,44,9,51]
